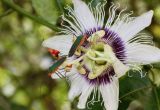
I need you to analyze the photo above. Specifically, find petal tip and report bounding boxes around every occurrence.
[149,10,154,15]
[140,10,154,27]
[42,38,52,48]
[146,10,154,20]
[147,10,154,18]
[77,104,85,109]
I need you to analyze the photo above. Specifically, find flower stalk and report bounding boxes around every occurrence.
[2,0,60,32]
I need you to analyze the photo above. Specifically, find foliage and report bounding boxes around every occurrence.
[0,0,160,110]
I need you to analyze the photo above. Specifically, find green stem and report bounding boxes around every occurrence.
[153,85,160,110]
[2,0,60,32]
[56,0,64,13]
[0,9,13,18]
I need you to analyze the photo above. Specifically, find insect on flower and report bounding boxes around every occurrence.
[48,48,60,59]
[48,34,87,78]
[68,34,87,57]
[42,0,160,110]
[48,56,66,77]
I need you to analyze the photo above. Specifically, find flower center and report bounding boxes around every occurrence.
[84,42,116,79]
[65,30,117,80]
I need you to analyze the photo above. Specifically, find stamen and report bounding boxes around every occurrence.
[88,64,108,79]
[86,54,108,62]
[65,64,73,72]
[63,55,84,70]
[77,66,86,75]
[87,30,105,42]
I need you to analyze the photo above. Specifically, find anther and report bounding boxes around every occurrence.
[78,66,86,75]
[87,30,105,42]
[65,64,73,72]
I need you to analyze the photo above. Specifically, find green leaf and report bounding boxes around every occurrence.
[119,72,151,99]
[149,68,160,87]
[125,86,160,110]
[32,0,60,25]
[141,86,160,110]
[119,70,160,110]
[119,71,152,109]
[11,103,27,110]
[152,63,160,69]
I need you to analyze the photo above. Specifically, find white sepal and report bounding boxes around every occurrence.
[117,10,153,43]
[73,0,96,31]
[77,82,94,109]
[68,74,84,101]
[42,35,73,55]
[99,77,119,110]
[113,57,130,78]
[125,43,160,65]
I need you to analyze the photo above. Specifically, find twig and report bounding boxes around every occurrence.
[2,0,60,32]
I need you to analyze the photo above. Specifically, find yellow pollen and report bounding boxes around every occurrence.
[77,66,86,75]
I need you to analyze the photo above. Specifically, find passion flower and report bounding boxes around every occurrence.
[42,0,160,110]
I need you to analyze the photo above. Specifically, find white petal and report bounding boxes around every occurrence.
[125,43,160,65]
[113,57,130,78]
[73,0,96,31]
[68,81,82,101]
[42,35,73,55]
[77,82,94,109]
[68,73,84,101]
[117,11,153,42]
[99,77,119,110]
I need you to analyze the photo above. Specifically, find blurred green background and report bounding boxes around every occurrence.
[0,0,160,110]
